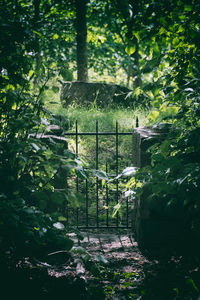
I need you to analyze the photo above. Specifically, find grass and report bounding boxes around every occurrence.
[45,98,150,169]
[43,89,150,181]
[43,89,150,227]
[44,88,149,132]
[58,106,148,133]
[43,88,150,165]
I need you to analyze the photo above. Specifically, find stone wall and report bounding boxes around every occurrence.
[132,124,186,257]
[29,117,69,213]
[60,81,132,108]
[132,125,169,168]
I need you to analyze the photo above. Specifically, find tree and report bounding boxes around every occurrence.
[75,0,88,82]
[0,0,79,270]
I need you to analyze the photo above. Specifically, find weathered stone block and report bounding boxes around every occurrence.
[60,81,132,107]
[131,124,188,257]
[132,124,171,167]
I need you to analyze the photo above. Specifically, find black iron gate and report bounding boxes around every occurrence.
[64,117,139,229]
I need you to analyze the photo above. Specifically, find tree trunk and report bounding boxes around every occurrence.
[75,0,88,82]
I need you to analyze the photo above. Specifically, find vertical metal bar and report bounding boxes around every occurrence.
[116,121,119,227]
[75,120,79,226]
[86,179,88,227]
[136,116,139,128]
[75,120,78,156]
[106,161,109,228]
[96,120,99,228]
[126,196,129,228]
[66,200,69,226]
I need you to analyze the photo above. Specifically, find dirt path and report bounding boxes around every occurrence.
[70,230,148,272]
[66,231,200,300]
[66,230,150,299]
[6,230,199,299]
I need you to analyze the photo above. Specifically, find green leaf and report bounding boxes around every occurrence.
[158,27,166,36]
[75,165,87,179]
[75,158,82,165]
[24,207,35,214]
[159,17,168,26]
[95,254,108,265]
[92,170,109,181]
[71,246,88,255]
[173,288,179,296]
[64,149,76,159]
[64,237,74,251]
[184,5,192,11]
[73,228,84,241]
[116,167,137,180]
[28,70,34,79]
[53,33,59,40]
[53,222,65,230]
[125,44,136,55]
[165,106,179,116]
[133,87,142,98]
[186,278,199,293]
[177,25,184,33]
[110,167,137,183]
[58,216,67,222]
[112,203,121,218]
[148,110,160,122]
[122,167,137,176]
[160,140,171,156]
[31,143,40,151]
[90,264,101,276]
[6,84,15,91]
[33,30,44,38]
[172,37,179,47]
[124,190,135,198]
[153,43,160,55]
[67,192,84,208]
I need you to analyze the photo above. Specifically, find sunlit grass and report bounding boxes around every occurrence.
[43,77,150,132]
[68,106,148,132]
[46,100,149,133]
[43,90,150,170]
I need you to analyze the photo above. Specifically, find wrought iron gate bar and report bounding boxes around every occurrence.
[85,179,89,227]
[75,120,78,155]
[75,120,79,226]
[64,132,133,136]
[116,121,119,227]
[106,161,109,227]
[126,197,129,228]
[66,117,139,229]
[77,226,132,229]
[96,120,99,228]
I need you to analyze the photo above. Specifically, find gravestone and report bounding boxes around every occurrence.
[60,81,132,107]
